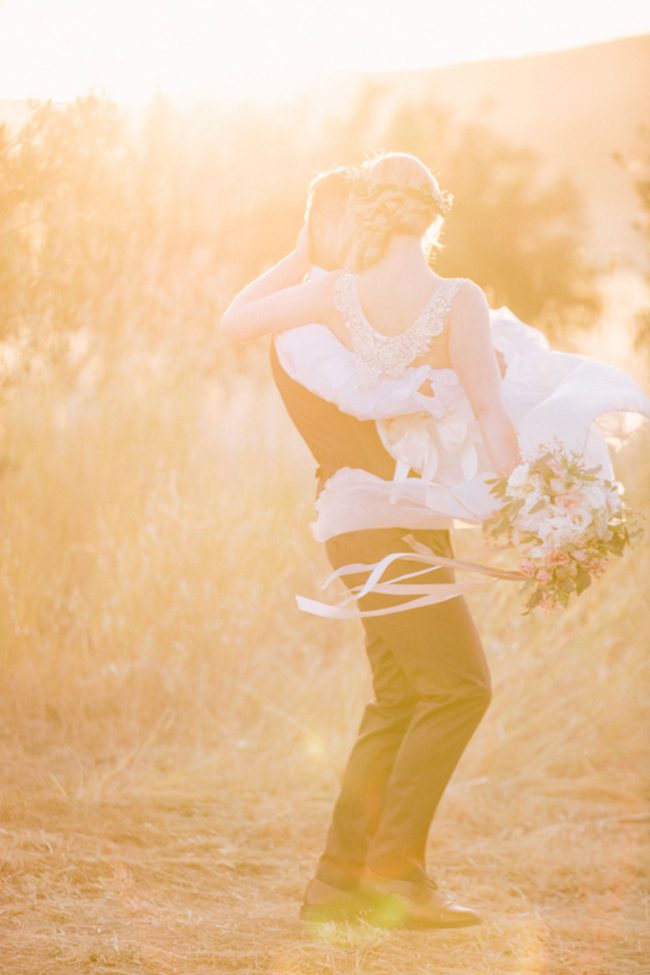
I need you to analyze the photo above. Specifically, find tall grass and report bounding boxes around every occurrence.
[0,92,648,974]
[0,312,648,973]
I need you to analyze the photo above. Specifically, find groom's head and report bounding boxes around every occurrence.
[305,166,356,271]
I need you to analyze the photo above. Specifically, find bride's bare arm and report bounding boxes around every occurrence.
[220,271,336,340]
[449,283,522,478]
[220,225,335,340]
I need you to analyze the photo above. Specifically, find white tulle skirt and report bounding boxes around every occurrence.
[302,307,649,540]
[275,306,650,619]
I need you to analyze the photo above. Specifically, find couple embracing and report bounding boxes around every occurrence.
[221,151,519,929]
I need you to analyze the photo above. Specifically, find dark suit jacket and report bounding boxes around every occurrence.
[269,334,403,498]
[269,332,455,569]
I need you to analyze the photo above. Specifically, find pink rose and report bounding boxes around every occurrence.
[587,561,606,578]
[556,494,581,510]
[536,568,551,583]
[518,559,537,578]
[548,549,571,565]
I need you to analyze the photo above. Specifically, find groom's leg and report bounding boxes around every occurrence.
[313,526,446,889]
[313,526,491,885]
[357,530,492,879]
[314,619,418,889]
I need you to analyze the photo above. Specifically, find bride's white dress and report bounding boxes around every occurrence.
[275,266,650,617]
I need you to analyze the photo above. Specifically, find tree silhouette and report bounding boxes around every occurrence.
[0,86,607,371]
[330,83,602,336]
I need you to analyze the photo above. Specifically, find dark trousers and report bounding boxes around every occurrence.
[314,524,492,887]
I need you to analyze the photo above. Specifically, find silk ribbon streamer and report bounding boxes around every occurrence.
[295,534,526,619]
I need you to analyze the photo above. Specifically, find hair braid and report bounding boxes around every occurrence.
[341,152,454,272]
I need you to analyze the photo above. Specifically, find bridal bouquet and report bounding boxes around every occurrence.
[482,437,644,614]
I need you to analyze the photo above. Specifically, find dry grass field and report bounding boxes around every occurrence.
[0,309,648,974]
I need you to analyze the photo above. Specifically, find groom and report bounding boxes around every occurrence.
[269,167,492,928]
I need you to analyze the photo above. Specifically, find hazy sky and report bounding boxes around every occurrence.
[1,0,649,103]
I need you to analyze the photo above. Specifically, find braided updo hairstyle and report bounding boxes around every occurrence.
[340,151,453,273]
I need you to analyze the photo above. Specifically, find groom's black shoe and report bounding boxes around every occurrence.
[299,876,368,923]
[357,866,483,929]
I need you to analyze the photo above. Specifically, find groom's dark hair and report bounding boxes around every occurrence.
[305,165,357,224]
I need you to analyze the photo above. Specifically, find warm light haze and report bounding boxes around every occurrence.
[2,3,649,972]
[1,0,649,102]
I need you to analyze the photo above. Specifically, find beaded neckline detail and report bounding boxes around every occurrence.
[333,270,468,392]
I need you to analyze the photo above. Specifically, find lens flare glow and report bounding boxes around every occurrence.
[1,0,649,104]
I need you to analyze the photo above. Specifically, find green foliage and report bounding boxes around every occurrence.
[575,566,592,594]
[325,82,602,332]
[0,87,603,362]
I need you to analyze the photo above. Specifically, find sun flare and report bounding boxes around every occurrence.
[1,0,649,105]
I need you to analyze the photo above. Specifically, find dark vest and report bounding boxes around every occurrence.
[269,335,400,498]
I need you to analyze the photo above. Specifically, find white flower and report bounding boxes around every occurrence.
[566,509,592,533]
[603,485,624,512]
[550,476,568,494]
[518,513,542,532]
[591,507,611,540]
[528,541,551,560]
[522,490,545,512]
[507,463,530,489]
[581,484,607,512]
[538,513,585,546]
[509,489,545,531]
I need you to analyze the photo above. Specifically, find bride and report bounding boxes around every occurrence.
[220,151,650,930]
[221,152,521,481]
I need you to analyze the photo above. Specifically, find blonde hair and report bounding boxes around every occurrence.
[341,151,453,272]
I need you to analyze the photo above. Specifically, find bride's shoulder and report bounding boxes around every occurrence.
[445,274,483,295]
[446,278,492,343]
[448,276,489,309]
